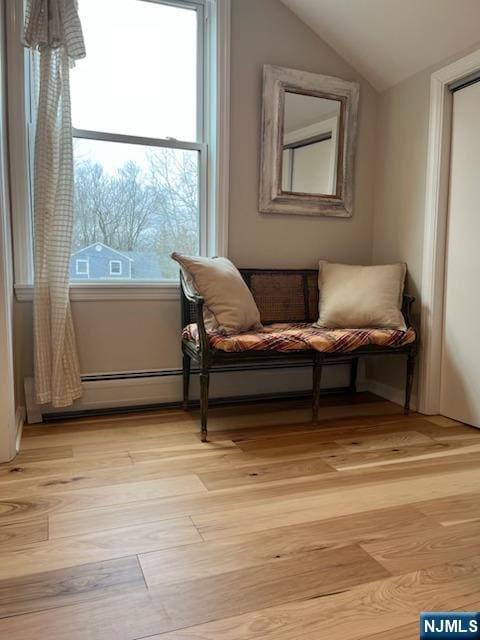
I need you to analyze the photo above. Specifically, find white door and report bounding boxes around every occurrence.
[440,81,480,427]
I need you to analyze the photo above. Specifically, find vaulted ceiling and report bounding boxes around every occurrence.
[281,0,480,91]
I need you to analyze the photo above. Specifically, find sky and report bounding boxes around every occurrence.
[70,0,198,174]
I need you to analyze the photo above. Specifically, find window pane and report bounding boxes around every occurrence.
[72,139,200,282]
[71,0,198,141]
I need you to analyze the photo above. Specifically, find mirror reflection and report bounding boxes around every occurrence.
[282,92,341,196]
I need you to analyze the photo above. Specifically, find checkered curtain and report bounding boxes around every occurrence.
[24,0,85,407]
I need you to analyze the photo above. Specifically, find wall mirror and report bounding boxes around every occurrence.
[259,65,359,217]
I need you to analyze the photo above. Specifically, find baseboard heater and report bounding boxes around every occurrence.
[24,361,360,423]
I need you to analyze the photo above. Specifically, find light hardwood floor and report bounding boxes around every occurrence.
[1,393,480,639]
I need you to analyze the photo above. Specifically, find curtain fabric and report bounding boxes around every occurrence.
[24,0,85,407]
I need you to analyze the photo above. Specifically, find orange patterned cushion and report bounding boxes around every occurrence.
[182,322,416,354]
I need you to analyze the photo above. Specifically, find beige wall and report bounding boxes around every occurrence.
[229,0,377,269]
[368,68,431,396]
[372,72,430,300]
[13,298,181,383]
[13,0,379,405]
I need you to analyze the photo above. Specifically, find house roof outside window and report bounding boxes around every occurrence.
[69,242,164,280]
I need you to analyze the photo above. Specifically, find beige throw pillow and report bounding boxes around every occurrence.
[316,261,407,330]
[171,253,262,335]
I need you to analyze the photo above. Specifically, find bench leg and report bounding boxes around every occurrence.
[349,357,359,394]
[200,370,210,442]
[404,349,416,415]
[182,353,191,411]
[312,355,324,425]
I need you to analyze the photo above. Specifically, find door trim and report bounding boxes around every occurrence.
[0,0,18,462]
[419,49,480,414]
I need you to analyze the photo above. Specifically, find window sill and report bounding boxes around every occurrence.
[14,282,180,302]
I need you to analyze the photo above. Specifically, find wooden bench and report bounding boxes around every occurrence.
[180,268,417,441]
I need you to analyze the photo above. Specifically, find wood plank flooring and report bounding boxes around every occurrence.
[1,393,479,639]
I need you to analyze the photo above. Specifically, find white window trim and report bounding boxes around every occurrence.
[76,259,89,276]
[9,0,230,303]
[6,0,34,287]
[109,260,122,276]
[0,0,18,461]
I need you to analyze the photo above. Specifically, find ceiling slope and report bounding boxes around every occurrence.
[281,0,480,91]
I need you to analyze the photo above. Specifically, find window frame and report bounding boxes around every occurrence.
[109,260,122,276]
[72,0,208,260]
[8,0,231,302]
[76,259,89,276]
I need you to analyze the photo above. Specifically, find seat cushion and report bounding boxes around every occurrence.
[182,322,416,353]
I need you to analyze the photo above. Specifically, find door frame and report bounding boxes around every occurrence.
[0,0,18,462]
[419,49,480,414]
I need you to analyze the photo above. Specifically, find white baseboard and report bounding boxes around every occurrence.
[25,363,354,423]
[367,379,417,411]
[23,361,412,426]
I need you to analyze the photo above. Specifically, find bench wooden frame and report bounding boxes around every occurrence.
[180,268,417,441]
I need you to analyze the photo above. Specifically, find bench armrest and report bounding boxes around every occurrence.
[402,294,415,328]
[180,272,210,358]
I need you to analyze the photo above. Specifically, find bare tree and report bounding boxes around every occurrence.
[74,160,156,250]
[73,161,114,249]
[73,147,199,279]
[110,161,157,251]
[147,148,199,278]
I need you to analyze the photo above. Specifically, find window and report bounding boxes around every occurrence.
[71,0,204,283]
[76,259,89,276]
[109,260,122,276]
[8,0,230,300]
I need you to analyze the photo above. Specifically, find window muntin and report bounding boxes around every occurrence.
[69,0,205,283]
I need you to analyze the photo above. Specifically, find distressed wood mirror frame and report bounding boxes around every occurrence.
[259,65,360,217]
